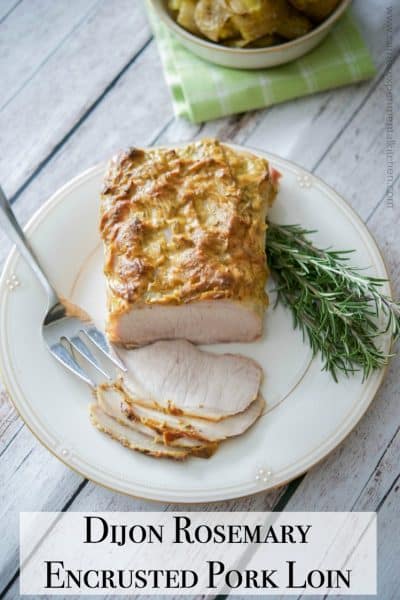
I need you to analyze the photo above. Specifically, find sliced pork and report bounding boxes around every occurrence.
[119,339,263,420]
[97,385,216,452]
[90,404,190,460]
[122,392,266,443]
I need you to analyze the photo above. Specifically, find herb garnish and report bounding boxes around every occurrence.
[266,223,400,382]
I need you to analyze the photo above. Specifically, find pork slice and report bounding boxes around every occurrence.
[97,386,216,451]
[119,339,263,420]
[122,392,266,442]
[111,300,262,346]
[89,404,190,460]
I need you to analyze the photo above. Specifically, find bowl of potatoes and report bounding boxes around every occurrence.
[150,0,351,69]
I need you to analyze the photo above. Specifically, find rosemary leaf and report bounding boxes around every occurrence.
[266,223,400,382]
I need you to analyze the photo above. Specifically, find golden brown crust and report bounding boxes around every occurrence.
[100,139,279,337]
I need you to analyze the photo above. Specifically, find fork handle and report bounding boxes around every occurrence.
[0,186,59,305]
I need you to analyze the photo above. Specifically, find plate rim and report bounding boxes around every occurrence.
[0,146,392,503]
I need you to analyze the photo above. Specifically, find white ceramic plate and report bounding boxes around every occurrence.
[0,146,390,503]
[150,0,351,69]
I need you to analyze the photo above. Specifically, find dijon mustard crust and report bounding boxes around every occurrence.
[100,139,278,331]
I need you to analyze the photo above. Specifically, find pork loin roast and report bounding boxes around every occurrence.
[100,138,279,346]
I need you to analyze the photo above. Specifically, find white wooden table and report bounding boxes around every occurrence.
[0,1,398,598]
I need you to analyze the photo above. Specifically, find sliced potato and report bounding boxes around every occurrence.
[225,33,277,47]
[168,0,183,11]
[224,36,252,47]
[177,0,201,35]
[289,0,341,22]
[275,0,312,40]
[168,0,323,46]
[231,11,275,42]
[247,33,281,47]
[231,0,311,42]
[227,0,263,14]
[194,0,234,42]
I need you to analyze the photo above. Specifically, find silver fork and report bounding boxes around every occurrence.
[0,185,126,387]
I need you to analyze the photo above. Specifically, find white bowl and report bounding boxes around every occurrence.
[150,0,351,69]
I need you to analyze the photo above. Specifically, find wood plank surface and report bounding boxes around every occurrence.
[0,391,22,456]
[1,29,398,598]
[0,0,152,198]
[0,0,22,23]
[0,0,101,109]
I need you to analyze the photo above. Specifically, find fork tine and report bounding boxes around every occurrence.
[50,342,95,388]
[68,335,112,381]
[82,326,127,372]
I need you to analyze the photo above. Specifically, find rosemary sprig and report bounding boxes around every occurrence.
[266,223,400,382]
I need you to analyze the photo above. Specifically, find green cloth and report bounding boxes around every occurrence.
[148,7,375,123]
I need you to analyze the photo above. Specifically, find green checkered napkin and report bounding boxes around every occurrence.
[148,7,375,123]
